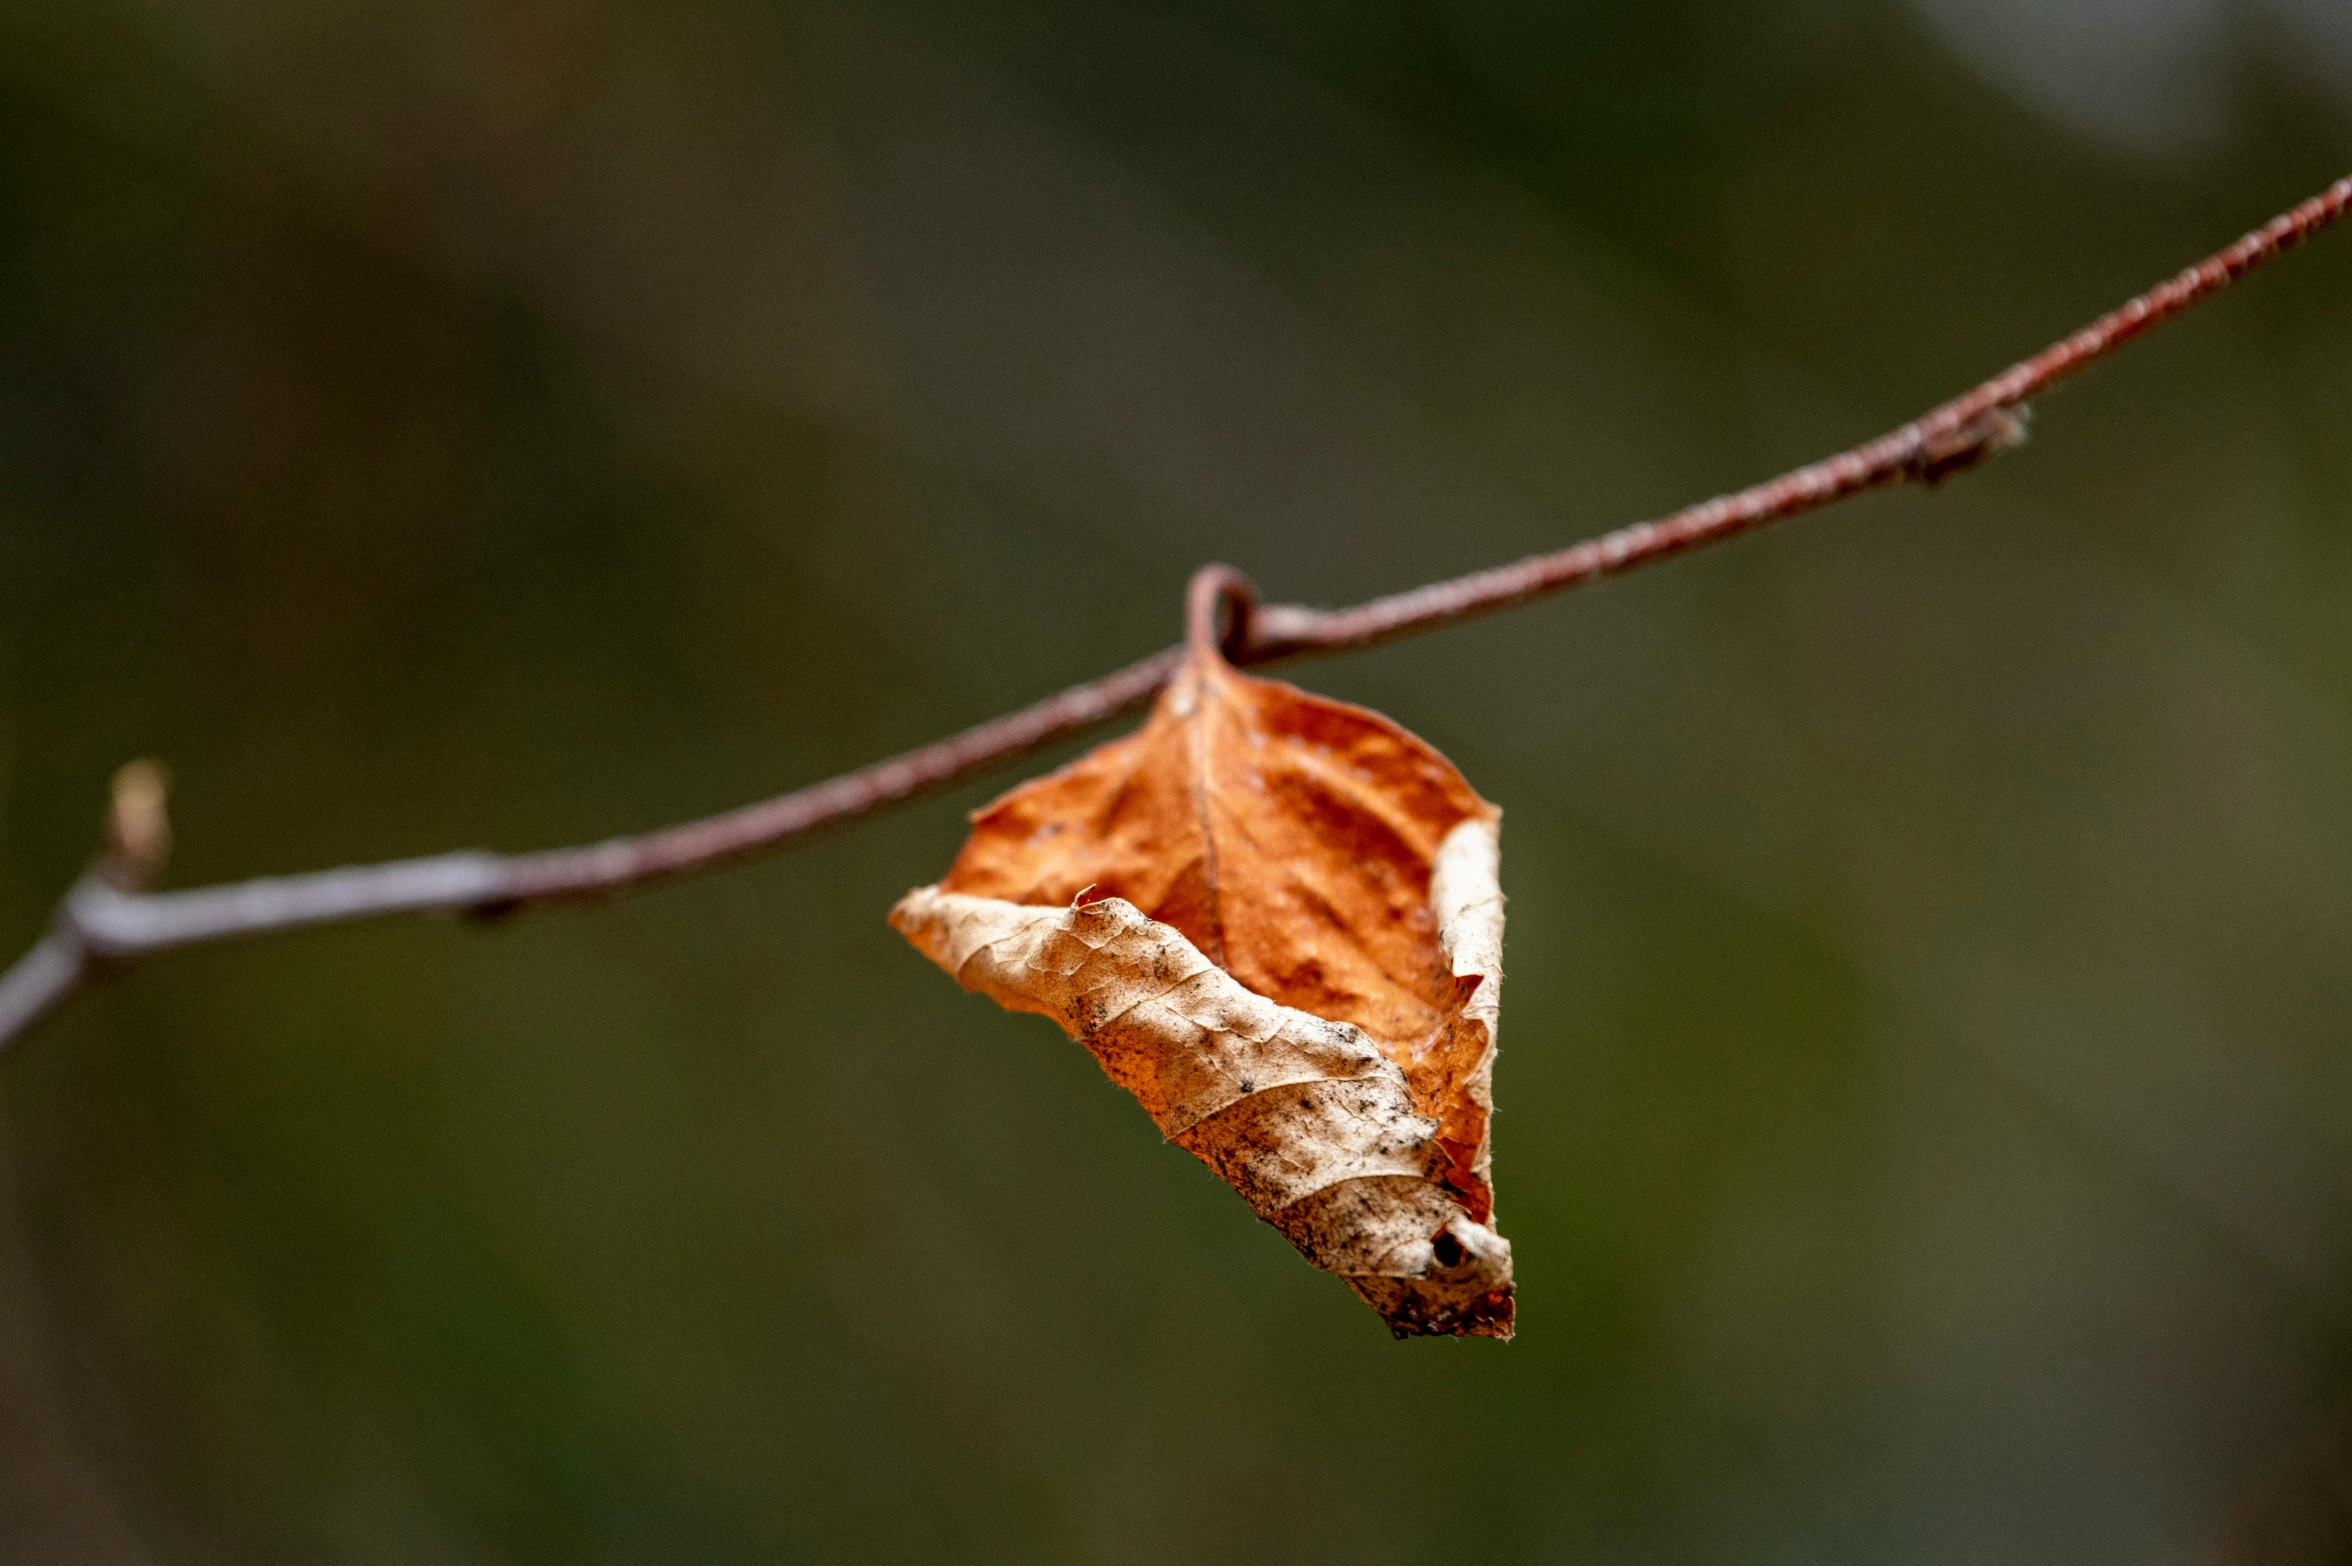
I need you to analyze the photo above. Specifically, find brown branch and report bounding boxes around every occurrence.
[2,174,2346,1053]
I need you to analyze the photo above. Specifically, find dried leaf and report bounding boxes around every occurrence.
[891,575,1511,1338]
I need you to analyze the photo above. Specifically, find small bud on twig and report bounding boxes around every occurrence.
[100,760,172,892]
[1910,404,2034,486]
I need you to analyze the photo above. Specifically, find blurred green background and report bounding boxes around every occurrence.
[1,0,2349,1560]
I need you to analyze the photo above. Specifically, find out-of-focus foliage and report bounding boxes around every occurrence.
[0,2,2348,1560]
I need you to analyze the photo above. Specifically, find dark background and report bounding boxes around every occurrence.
[3,1,2350,1560]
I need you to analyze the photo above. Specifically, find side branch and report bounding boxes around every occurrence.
[2,174,2346,1052]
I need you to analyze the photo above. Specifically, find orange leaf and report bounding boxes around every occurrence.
[892,571,1511,1338]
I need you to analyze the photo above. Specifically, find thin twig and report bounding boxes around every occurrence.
[2,175,2346,1053]
[0,929,93,1048]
